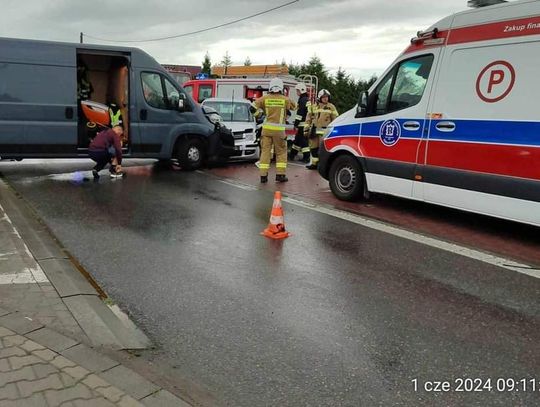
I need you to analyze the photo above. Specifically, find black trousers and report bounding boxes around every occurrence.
[89,150,112,171]
[290,127,309,157]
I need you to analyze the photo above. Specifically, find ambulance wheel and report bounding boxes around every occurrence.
[329,155,364,201]
[177,138,204,171]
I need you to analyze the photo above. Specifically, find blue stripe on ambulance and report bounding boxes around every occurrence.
[328,119,540,147]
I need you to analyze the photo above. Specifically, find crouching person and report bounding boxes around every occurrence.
[89,125,124,179]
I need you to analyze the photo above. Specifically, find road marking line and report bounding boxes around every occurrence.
[0,269,49,284]
[288,162,307,168]
[281,196,540,278]
[219,179,258,191]
[212,174,539,277]
[0,204,50,284]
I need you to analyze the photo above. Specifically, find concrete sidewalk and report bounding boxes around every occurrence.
[0,181,191,406]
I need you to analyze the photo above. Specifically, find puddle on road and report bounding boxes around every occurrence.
[18,171,92,186]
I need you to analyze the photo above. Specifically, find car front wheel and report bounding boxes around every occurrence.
[328,155,364,201]
[176,138,204,170]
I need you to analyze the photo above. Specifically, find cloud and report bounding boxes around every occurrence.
[1,0,471,79]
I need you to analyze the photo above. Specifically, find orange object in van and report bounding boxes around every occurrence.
[81,100,110,126]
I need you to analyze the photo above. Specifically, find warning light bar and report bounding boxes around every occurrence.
[467,0,507,8]
[411,28,439,44]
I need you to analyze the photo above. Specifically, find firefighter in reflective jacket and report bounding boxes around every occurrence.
[304,89,339,169]
[288,83,311,163]
[251,78,297,183]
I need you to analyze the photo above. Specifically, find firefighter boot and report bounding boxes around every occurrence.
[306,148,319,170]
[301,151,310,163]
[275,174,288,183]
[260,175,268,183]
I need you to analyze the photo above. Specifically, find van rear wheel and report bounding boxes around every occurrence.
[176,138,204,170]
[329,155,364,201]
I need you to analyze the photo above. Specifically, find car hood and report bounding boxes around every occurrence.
[222,121,257,133]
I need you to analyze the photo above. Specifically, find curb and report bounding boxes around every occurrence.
[0,177,150,350]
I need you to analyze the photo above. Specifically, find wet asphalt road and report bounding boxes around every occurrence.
[1,160,540,407]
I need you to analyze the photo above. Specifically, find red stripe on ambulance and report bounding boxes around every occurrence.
[404,16,540,54]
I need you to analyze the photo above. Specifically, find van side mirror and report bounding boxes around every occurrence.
[177,93,186,112]
[355,91,369,118]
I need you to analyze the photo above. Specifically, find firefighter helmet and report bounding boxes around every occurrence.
[269,77,284,93]
[318,89,331,101]
[295,82,307,94]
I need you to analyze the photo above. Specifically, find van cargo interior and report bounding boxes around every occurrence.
[77,53,129,149]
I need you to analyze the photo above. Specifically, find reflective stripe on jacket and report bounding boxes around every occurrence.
[305,102,339,131]
[252,93,297,134]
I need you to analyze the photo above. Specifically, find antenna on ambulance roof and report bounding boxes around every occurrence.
[467,0,507,8]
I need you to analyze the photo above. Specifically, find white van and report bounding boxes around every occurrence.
[201,98,260,161]
[318,0,540,227]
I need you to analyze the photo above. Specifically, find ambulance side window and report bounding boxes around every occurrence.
[371,54,434,116]
[374,71,394,115]
[389,55,433,112]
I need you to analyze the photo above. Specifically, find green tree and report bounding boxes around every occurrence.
[244,56,252,66]
[202,52,211,75]
[331,67,356,114]
[221,51,232,68]
[290,57,378,114]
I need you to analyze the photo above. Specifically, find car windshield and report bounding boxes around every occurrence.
[204,101,253,122]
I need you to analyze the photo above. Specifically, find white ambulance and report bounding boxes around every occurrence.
[318,0,540,227]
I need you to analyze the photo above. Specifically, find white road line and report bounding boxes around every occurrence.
[219,179,258,191]
[0,270,49,284]
[288,162,307,168]
[215,180,539,278]
[0,204,50,284]
[282,196,540,278]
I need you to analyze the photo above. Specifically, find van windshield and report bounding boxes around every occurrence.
[204,101,253,122]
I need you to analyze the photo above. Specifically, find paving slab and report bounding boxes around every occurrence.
[27,327,79,353]
[0,312,43,335]
[99,365,160,401]
[61,344,120,373]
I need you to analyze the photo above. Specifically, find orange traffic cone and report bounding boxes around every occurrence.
[261,191,290,239]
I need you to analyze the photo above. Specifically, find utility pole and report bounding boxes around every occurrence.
[80,32,83,44]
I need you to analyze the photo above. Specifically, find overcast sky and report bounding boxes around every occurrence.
[2,0,475,79]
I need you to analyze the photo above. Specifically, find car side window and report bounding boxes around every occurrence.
[371,54,434,116]
[141,72,167,109]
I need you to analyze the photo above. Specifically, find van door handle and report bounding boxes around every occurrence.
[435,121,456,132]
[65,107,74,119]
[403,121,420,130]
[140,109,147,121]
